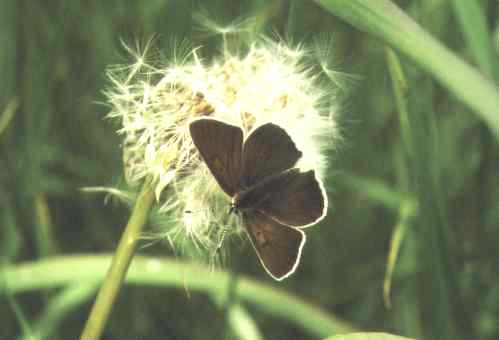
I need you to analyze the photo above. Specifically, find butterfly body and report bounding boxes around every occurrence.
[189,118,327,280]
[231,172,279,213]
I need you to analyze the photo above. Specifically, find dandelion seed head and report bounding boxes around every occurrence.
[106,33,340,256]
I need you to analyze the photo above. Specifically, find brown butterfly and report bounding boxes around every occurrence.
[189,118,327,280]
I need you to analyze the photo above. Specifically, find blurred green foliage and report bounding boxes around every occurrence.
[1,0,499,339]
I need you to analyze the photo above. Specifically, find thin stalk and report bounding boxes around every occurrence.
[79,181,155,340]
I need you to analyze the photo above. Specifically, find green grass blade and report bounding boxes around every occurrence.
[386,49,469,339]
[228,304,264,340]
[452,0,494,77]
[494,25,499,52]
[1,260,33,339]
[34,194,57,257]
[383,202,416,309]
[6,294,33,339]
[0,97,18,136]
[2,255,355,338]
[383,47,421,333]
[18,283,99,340]
[0,208,23,260]
[337,173,412,212]
[324,333,414,340]
[314,0,499,138]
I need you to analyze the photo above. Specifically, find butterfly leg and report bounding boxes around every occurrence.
[228,203,237,215]
[215,224,229,253]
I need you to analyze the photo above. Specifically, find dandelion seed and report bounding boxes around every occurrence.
[105,33,339,259]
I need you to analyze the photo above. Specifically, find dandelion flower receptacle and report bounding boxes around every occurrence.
[105,36,338,258]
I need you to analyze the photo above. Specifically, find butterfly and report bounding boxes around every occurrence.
[189,118,327,280]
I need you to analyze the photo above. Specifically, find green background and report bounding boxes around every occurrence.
[1,0,499,339]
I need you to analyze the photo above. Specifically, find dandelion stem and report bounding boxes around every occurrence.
[79,181,155,340]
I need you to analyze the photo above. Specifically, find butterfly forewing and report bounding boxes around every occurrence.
[241,123,302,188]
[243,211,305,280]
[254,168,327,227]
[189,118,328,280]
[189,118,243,196]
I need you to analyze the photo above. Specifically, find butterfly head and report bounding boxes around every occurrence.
[229,193,241,215]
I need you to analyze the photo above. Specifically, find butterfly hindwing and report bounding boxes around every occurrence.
[254,168,327,227]
[241,123,302,188]
[189,118,327,280]
[189,118,243,196]
[243,211,305,281]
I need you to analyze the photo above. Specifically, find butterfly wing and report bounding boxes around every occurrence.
[241,123,302,188]
[243,210,305,280]
[255,168,327,227]
[189,118,243,197]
